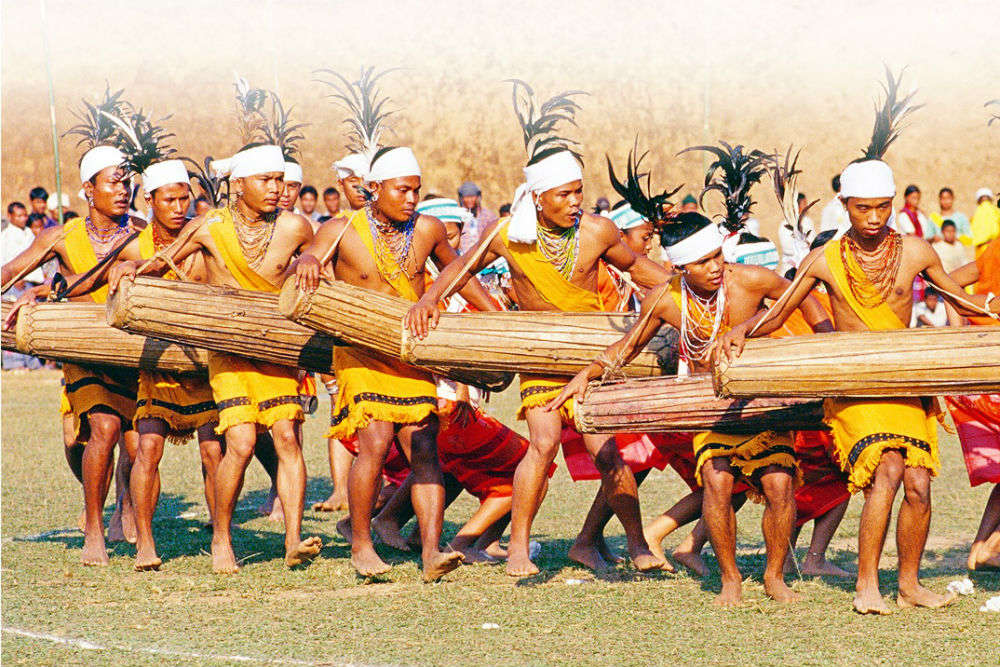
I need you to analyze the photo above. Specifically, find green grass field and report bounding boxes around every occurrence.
[2,370,998,666]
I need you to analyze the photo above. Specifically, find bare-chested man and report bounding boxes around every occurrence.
[294,146,496,581]
[110,143,322,573]
[551,212,834,604]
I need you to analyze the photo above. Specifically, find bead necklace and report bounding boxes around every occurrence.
[86,215,131,260]
[367,206,416,282]
[679,275,726,375]
[839,229,902,308]
[230,204,277,270]
[150,222,177,251]
[536,221,580,279]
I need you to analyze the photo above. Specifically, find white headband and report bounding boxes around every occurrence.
[79,145,125,184]
[368,147,421,182]
[667,224,724,266]
[333,153,369,181]
[142,159,190,193]
[415,197,474,225]
[284,161,303,183]
[508,151,584,243]
[229,145,285,179]
[838,160,896,199]
[609,203,647,231]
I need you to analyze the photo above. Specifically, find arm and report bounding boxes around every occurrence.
[275,213,315,286]
[293,217,347,291]
[599,218,673,289]
[755,266,834,333]
[108,218,205,294]
[921,243,999,317]
[949,260,979,288]
[1,226,64,286]
[429,222,499,314]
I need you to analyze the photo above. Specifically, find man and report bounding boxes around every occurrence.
[319,186,341,222]
[909,288,947,327]
[297,185,320,223]
[717,158,1000,613]
[932,220,969,275]
[2,202,45,289]
[407,141,671,577]
[29,186,57,227]
[971,188,1000,258]
[294,146,495,580]
[110,143,322,573]
[279,161,304,218]
[194,196,212,216]
[551,212,832,604]
[895,184,938,241]
[930,187,971,248]
[819,174,850,234]
[456,181,497,254]
[3,144,144,565]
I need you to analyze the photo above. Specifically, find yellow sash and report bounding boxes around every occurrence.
[206,208,278,293]
[63,218,108,303]
[347,208,419,302]
[667,274,731,335]
[824,238,905,330]
[499,221,604,312]
[137,225,178,280]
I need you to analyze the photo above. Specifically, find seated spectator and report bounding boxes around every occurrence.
[319,187,341,221]
[894,184,939,241]
[910,288,948,328]
[29,186,56,227]
[933,220,970,274]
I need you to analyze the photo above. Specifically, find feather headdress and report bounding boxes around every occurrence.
[769,146,818,233]
[679,141,771,232]
[98,107,177,178]
[314,66,397,158]
[507,79,586,166]
[183,156,225,207]
[260,93,308,161]
[988,99,1000,126]
[233,72,268,147]
[64,84,129,149]
[607,140,682,226]
[861,65,922,160]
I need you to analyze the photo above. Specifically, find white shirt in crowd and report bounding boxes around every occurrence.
[819,197,850,235]
[778,216,816,274]
[933,239,971,274]
[910,299,948,328]
[1,224,44,284]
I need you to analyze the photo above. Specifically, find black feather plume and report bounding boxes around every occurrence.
[678,141,771,232]
[100,106,177,177]
[260,93,308,160]
[507,79,586,166]
[862,65,922,160]
[607,139,682,225]
[183,156,225,207]
[314,66,397,156]
[63,84,129,149]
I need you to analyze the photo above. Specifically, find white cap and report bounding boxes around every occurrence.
[666,223,724,266]
[508,151,584,243]
[79,145,125,184]
[284,161,303,183]
[608,204,647,231]
[838,160,896,199]
[333,153,369,181]
[229,145,285,179]
[415,197,474,226]
[976,187,995,201]
[368,147,421,182]
[142,159,190,193]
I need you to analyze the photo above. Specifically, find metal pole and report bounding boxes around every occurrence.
[40,0,64,225]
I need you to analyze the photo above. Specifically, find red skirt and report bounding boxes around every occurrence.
[945,395,1000,486]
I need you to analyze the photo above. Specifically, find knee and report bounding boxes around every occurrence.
[86,414,120,445]
[198,440,223,467]
[226,434,256,461]
[701,460,734,495]
[269,425,300,455]
[592,441,623,474]
[136,438,164,468]
[408,431,440,468]
[529,437,560,463]
[759,467,794,504]
[874,452,905,488]
[903,471,931,508]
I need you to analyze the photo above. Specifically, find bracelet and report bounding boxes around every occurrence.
[986,292,996,313]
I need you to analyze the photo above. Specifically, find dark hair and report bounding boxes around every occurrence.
[904,184,920,197]
[195,195,209,204]
[924,287,939,299]
[27,212,46,226]
[323,186,339,197]
[499,203,512,217]
[299,185,318,198]
[658,212,713,248]
[62,210,78,223]
[831,175,840,193]
[810,229,838,250]
[797,192,806,202]
[738,231,767,245]
[939,187,954,197]
[940,219,956,230]
[610,199,629,211]
[29,186,48,201]
[422,193,442,201]
[7,201,26,215]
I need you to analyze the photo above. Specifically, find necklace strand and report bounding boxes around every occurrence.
[230,204,276,270]
[536,222,580,279]
[366,206,416,282]
[86,216,130,260]
[679,275,726,375]
[840,229,902,308]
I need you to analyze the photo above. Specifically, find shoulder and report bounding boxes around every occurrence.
[128,215,147,230]
[580,212,618,239]
[415,213,447,236]
[729,262,781,288]
[277,209,314,236]
[800,245,830,275]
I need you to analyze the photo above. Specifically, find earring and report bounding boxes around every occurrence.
[536,201,542,212]
[372,192,379,202]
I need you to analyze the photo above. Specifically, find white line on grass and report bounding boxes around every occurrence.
[2,626,392,666]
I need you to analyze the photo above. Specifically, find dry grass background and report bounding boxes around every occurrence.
[2,0,999,241]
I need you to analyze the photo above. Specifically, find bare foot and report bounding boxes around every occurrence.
[595,535,625,565]
[351,545,391,577]
[853,587,892,615]
[108,505,126,543]
[713,578,743,607]
[629,547,666,572]
[978,553,1000,571]
[672,548,709,577]
[897,585,958,609]
[372,517,411,551]
[81,534,109,566]
[506,548,540,577]
[285,536,323,567]
[764,576,801,603]
[336,517,353,545]
[969,543,1000,571]
[311,492,348,512]
[452,547,499,564]
[133,542,162,571]
[483,542,507,560]
[568,543,612,571]
[801,557,853,578]
[77,510,86,533]
[267,495,284,524]
[643,528,667,564]
[422,549,464,582]
[211,537,240,574]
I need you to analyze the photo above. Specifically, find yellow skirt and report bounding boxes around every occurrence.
[208,352,303,434]
[824,397,939,493]
[329,347,436,440]
[63,362,138,440]
[518,375,574,425]
[135,370,218,441]
[692,430,800,502]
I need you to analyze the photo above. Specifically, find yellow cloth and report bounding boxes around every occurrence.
[930,212,973,247]
[499,222,605,311]
[692,430,799,502]
[63,218,108,303]
[205,207,279,292]
[971,200,1000,253]
[346,208,419,300]
[135,370,218,441]
[518,376,574,424]
[329,347,437,439]
[59,387,71,415]
[63,362,138,440]
[823,237,939,492]
[208,351,302,433]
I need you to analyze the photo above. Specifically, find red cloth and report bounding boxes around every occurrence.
[792,430,849,527]
[945,395,1000,486]
[560,426,694,483]
[900,205,924,238]
[339,436,411,487]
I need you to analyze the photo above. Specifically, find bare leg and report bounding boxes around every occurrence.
[197,423,225,527]
[131,419,167,570]
[211,423,255,574]
[254,432,282,521]
[349,421,394,576]
[507,408,563,576]
[854,451,904,614]
[269,420,321,567]
[63,413,84,484]
[896,466,956,609]
[701,457,742,606]
[109,433,137,543]
[80,410,123,566]
[969,484,1000,570]
[450,496,511,563]
[800,501,853,577]
[374,473,463,552]
[570,469,652,571]
[758,466,800,603]
[314,437,353,511]
[397,418,463,582]
[474,513,510,559]
[643,488,703,566]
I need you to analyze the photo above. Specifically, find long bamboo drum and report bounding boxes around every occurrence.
[713,327,1000,398]
[15,300,208,373]
[109,277,511,390]
[2,300,19,352]
[280,277,678,378]
[575,374,825,434]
